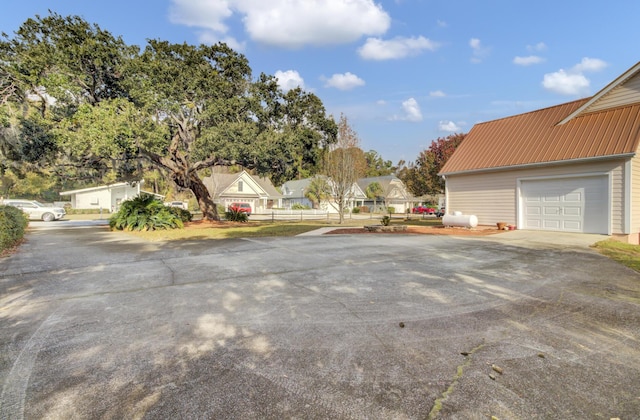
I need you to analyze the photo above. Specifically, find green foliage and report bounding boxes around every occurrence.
[387,207,396,214]
[109,194,183,231]
[381,215,391,226]
[304,176,331,209]
[2,13,337,222]
[593,240,640,272]
[365,181,384,200]
[0,205,29,251]
[292,203,310,210]
[364,150,394,177]
[169,207,193,222]
[1,169,58,199]
[225,208,249,222]
[351,207,360,214]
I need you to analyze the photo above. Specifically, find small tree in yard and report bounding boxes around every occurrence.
[304,176,331,209]
[324,114,366,223]
[365,181,384,213]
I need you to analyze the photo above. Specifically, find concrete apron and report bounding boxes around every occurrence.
[483,229,609,249]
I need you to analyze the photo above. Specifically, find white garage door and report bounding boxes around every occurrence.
[521,176,608,234]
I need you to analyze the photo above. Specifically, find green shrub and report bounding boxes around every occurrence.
[0,205,29,251]
[387,207,396,214]
[381,215,391,226]
[351,207,360,214]
[225,208,249,222]
[169,207,193,222]
[292,203,310,210]
[109,194,184,231]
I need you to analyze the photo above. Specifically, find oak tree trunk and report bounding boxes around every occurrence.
[173,171,219,221]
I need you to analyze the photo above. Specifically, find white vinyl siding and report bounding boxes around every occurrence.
[446,159,626,233]
[632,154,640,235]
[584,73,640,113]
[446,172,516,224]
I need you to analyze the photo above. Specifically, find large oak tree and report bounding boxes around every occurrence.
[0,13,337,220]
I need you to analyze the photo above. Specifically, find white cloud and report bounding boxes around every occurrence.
[542,70,590,96]
[429,90,446,97]
[395,98,422,122]
[358,36,439,60]
[376,99,387,105]
[542,57,608,96]
[526,42,547,52]
[439,120,463,132]
[437,20,448,28]
[323,72,365,90]
[274,70,305,92]
[170,0,391,48]
[469,37,490,63]
[572,57,608,72]
[169,0,233,32]
[513,55,545,66]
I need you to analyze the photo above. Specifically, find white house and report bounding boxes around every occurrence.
[356,176,415,214]
[281,176,367,213]
[202,170,283,213]
[60,181,161,211]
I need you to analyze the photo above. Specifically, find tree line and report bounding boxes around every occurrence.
[0,12,464,219]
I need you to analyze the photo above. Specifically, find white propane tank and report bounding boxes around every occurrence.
[442,213,478,228]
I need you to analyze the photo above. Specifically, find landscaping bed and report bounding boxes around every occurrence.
[326,225,500,236]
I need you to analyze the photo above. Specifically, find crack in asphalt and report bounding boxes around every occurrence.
[427,341,486,420]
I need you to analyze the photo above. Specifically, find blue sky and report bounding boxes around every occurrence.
[3,1,640,165]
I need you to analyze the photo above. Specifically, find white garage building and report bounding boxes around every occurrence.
[440,60,640,243]
[60,181,161,212]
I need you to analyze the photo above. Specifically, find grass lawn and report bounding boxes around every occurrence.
[117,217,444,241]
[592,240,640,272]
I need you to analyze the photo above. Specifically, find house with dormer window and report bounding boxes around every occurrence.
[202,170,282,214]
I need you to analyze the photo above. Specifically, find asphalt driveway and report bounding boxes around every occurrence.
[1,225,639,419]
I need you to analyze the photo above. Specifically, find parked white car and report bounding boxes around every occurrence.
[165,201,188,210]
[2,199,66,221]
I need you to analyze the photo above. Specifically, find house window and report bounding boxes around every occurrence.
[237,181,243,192]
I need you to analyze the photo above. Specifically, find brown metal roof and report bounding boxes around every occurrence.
[441,99,640,175]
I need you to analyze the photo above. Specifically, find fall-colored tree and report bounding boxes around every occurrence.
[324,114,366,223]
[399,133,465,197]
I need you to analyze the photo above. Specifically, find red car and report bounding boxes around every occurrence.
[412,205,436,214]
[228,202,252,215]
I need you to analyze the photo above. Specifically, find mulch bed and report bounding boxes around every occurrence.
[325,225,501,236]
[183,220,502,237]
